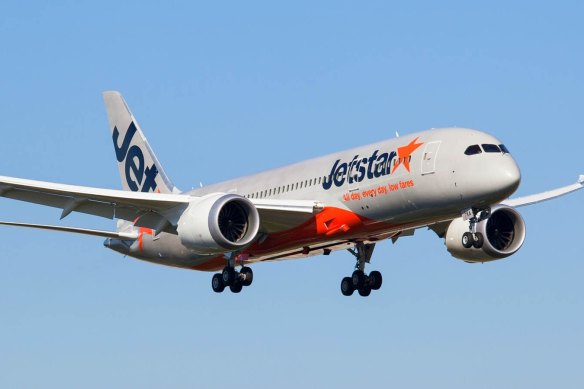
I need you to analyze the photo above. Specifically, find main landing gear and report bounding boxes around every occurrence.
[341,243,382,297]
[461,207,490,249]
[211,255,253,294]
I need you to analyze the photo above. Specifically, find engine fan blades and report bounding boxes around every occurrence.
[218,202,249,243]
[486,211,515,250]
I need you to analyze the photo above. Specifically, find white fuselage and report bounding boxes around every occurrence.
[106,127,521,270]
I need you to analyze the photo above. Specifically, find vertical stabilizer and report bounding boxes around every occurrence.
[103,91,179,194]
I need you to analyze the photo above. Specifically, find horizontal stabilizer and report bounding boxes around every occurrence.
[0,221,139,240]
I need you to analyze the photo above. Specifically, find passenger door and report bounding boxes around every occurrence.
[421,141,441,175]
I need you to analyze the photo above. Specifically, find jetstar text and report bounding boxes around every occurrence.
[322,150,397,190]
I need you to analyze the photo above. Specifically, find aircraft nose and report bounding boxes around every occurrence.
[495,157,521,197]
[458,154,521,203]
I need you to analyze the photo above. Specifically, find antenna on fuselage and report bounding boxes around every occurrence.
[395,131,400,138]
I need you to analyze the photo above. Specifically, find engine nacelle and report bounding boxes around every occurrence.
[176,193,260,254]
[445,205,526,262]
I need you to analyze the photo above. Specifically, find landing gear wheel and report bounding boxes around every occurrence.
[472,232,484,249]
[230,281,243,293]
[352,270,366,289]
[240,266,253,287]
[358,285,372,297]
[462,232,474,248]
[341,277,354,296]
[369,270,383,290]
[212,273,225,293]
[222,267,236,286]
[342,243,379,297]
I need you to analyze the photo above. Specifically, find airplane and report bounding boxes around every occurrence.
[0,91,582,297]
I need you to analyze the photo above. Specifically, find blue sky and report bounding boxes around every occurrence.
[0,1,583,388]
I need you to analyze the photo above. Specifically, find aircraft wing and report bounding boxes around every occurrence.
[0,175,325,234]
[0,175,192,229]
[501,175,584,208]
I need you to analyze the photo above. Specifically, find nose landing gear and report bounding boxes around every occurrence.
[462,231,484,249]
[461,207,490,249]
[340,243,382,297]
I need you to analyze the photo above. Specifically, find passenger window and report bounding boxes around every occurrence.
[482,144,501,153]
[464,145,482,155]
[499,144,510,154]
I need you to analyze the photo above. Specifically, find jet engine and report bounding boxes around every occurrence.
[445,205,526,262]
[176,193,260,254]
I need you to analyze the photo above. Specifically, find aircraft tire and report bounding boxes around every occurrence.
[341,277,354,296]
[462,232,474,248]
[369,271,382,290]
[358,285,372,297]
[212,273,225,293]
[472,232,484,249]
[240,266,253,286]
[222,267,236,286]
[352,270,366,289]
[230,281,243,293]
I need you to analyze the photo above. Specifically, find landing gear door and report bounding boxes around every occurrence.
[421,141,441,175]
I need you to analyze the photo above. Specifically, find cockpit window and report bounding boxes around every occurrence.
[499,144,510,154]
[482,144,501,153]
[464,145,482,155]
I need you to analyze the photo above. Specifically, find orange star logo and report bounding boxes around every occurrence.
[391,137,424,173]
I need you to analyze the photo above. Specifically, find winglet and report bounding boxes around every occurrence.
[579,175,584,184]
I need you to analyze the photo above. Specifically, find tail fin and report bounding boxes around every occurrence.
[103,91,179,194]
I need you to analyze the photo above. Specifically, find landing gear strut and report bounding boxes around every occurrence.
[340,243,382,297]
[212,254,253,294]
[461,207,490,249]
